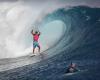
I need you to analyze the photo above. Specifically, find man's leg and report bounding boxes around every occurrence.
[33,42,36,54]
[33,48,35,54]
[36,42,40,53]
[37,44,40,53]
[38,45,40,53]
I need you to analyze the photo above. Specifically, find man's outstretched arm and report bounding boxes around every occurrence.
[31,30,34,35]
[38,31,41,36]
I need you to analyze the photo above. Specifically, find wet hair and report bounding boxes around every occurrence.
[71,62,76,65]
[35,31,38,34]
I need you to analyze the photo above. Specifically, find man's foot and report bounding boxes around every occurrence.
[30,53,36,57]
[33,53,37,55]
[30,54,35,57]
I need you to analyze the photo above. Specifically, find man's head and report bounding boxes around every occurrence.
[71,62,76,68]
[35,31,38,34]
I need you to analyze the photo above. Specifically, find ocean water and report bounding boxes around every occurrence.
[0,6,100,80]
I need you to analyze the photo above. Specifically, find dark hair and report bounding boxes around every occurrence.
[70,62,76,65]
[35,31,38,34]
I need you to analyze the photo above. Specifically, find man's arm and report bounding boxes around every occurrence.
[31,30,35,35]
[38,31,41,36]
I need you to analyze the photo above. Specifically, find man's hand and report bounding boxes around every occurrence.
[31,30,34,35]
[38,31,41,35]
[31,30,33,33]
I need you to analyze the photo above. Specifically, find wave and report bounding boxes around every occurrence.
[40,6,100,60]
[0,6,100,79]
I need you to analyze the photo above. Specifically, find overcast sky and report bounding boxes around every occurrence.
[0,0,99,7]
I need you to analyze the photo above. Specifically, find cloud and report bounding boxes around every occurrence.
[0,0,18,2]
[59,0,100,7]
[23,0,100,7]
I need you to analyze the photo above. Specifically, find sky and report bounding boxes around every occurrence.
[2,0,99,7]
[0,0,99,58]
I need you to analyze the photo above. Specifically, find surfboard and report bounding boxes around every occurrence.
[30,55,36,57]
[63,70,87,76]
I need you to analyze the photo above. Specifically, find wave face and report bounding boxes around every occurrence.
[41,6,100,60]
[0,6,100,80]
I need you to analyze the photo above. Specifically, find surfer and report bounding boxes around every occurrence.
[31,30,41,55]
[66,62,79,73]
